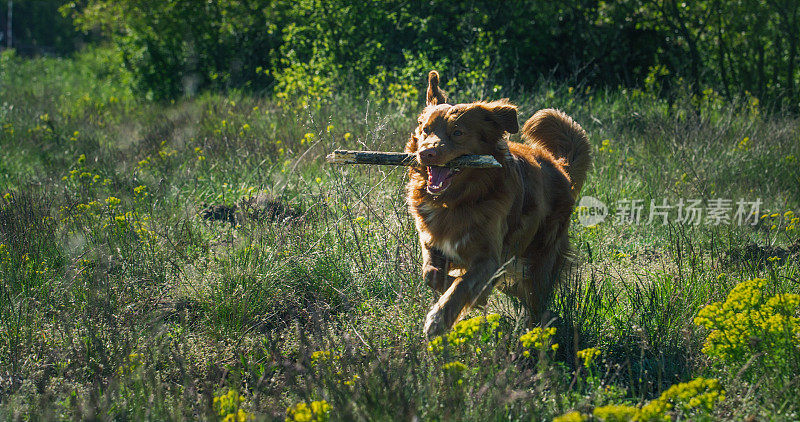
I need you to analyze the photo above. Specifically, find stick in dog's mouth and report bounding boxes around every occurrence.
[426,166,460,195]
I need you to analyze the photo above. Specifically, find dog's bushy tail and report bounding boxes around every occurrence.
[521,109,592,198]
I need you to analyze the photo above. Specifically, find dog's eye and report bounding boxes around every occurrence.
[452,130,463,137]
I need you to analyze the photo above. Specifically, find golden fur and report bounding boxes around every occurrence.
[406,71,592,337]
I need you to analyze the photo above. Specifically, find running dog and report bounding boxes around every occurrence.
[405,71,591,337]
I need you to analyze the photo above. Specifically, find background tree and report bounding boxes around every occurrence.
[45,0,800,110]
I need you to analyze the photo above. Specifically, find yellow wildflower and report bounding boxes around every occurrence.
[105,196,121,207]
[342,374,359,386]
[576,347,601,368]
[428,314,501,353]
[592,404,640,422]
[442,361,468,373]
[734,136,751,152]
[640,377,724,420]
[310,350,332,366]
[694,278,800,367]
[214,390,253,422]
[117,353,143,375]
[553,411,588,422]
[286,400,331,422]
[519,326,557,357]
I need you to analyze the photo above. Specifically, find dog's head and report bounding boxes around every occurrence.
[408,71,519,196]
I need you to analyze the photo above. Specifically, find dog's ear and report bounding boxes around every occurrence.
[480,100,519,134]
[426,71,448,106]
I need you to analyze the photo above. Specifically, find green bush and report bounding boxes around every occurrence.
[61,0,800,110]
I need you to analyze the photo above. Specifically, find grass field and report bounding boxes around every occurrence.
[1,48,799,421]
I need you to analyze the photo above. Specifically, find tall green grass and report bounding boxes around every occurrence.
[1,48,799,420]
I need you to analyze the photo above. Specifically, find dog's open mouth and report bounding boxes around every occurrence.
[426,166,458,195]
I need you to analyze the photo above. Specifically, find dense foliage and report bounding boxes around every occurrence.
[52,0,800,110]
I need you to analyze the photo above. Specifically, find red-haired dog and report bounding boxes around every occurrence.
[406,71,591,337]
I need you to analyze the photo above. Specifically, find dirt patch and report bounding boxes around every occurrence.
[200,204,237,225]
[200,192,306,225]
[239,192,304,222]
[154,297,204,324]
[724,240,800,268]
[631,248,663,262]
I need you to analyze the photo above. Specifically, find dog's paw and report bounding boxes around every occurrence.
[423,305,449,339]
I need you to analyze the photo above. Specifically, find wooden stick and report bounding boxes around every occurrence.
[326,150,502,168]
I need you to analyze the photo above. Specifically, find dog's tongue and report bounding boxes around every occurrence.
[427,166,453,194]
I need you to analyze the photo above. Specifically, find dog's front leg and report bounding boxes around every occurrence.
[421,245,454,294]
[423,257,499,338]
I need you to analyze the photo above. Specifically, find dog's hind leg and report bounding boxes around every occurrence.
[512,240,570,324]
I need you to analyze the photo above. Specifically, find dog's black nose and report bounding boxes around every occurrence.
[419,148,438,163]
